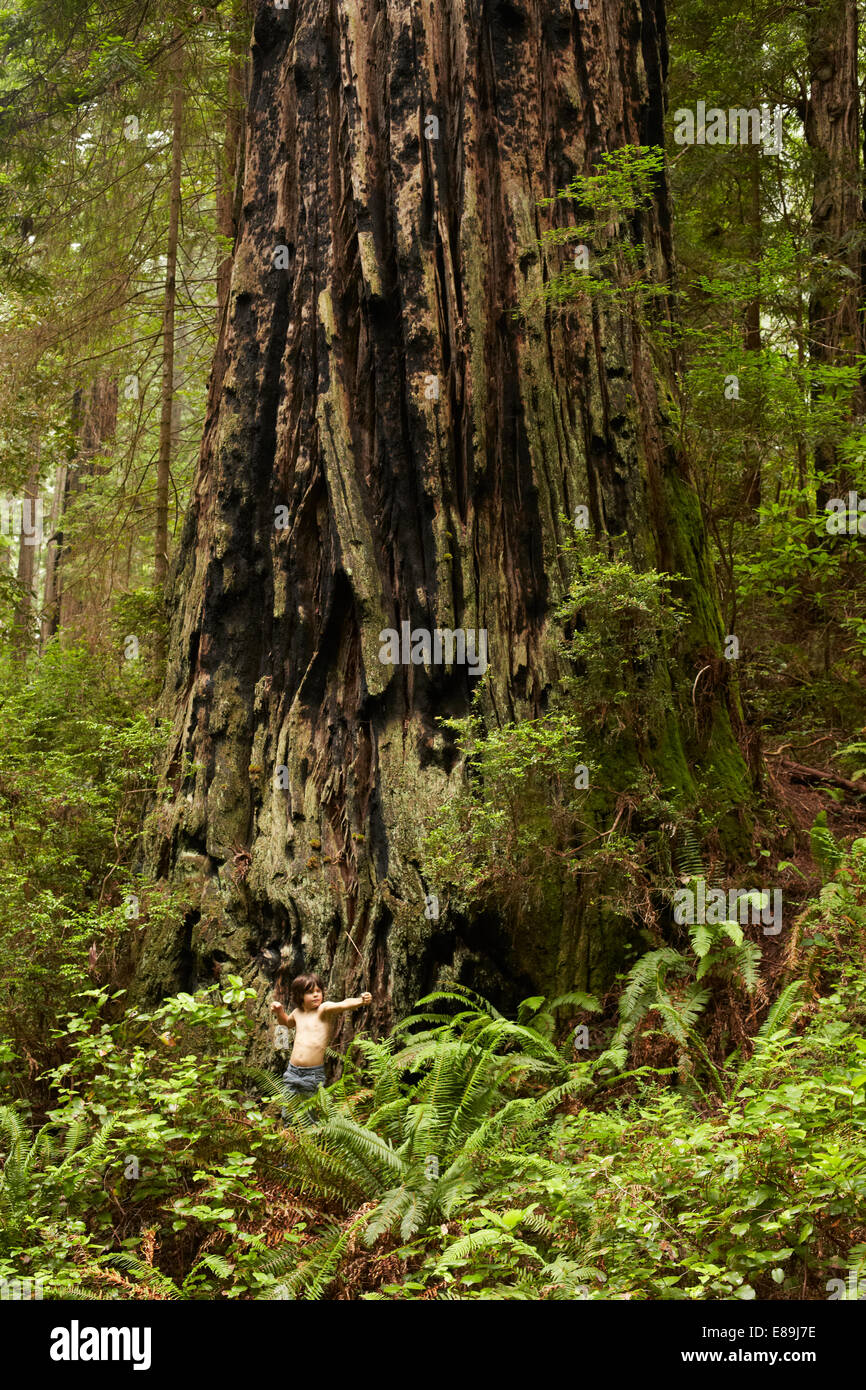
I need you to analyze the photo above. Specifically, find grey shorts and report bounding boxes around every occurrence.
[282,1062,326,1096]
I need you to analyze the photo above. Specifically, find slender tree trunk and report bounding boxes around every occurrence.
[742,139,762,511]
[155,41,184,598]
[56,387,83,631]
[745,138,762,353]
[794,290,809,497]
[138,0,751,1033]
[58,376,118,634]
[12,457,40,657]
[40,462,67,648]
[805,0,863,504]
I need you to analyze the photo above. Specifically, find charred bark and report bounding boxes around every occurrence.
[138,0,750,1047]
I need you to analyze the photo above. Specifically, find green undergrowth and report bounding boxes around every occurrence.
[422,539,738,935]
[0,643,169,1088]
[1,836,864,1301]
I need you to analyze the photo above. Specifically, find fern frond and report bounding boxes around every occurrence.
[759,980,804,1037]
[184,1253,234,1288]
[546,990,602,1014]
[434,1228,509,1268]
[362,1184,414,1247]
[810,811,842,883]
[367,1097,412,1147]
[733,941,762,994]
[407,986,506,1024]
[247,1065,291,1105]
[674,824,706,881]
[619,948,690,1023]
[51,1282,109,1301]
[106,1253,180,1299]
[56,1117,117,1177]
[288,1216,366,1301]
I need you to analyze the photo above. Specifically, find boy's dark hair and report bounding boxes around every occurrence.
[290,972,325,1008]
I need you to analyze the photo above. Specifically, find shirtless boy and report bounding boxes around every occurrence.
[271,971,371,1099]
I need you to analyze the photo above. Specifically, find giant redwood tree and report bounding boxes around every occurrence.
[805,0,864,497]
[137,0,752,1045]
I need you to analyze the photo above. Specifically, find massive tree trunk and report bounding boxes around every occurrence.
[138,0,750,1046]
[805,0,863,502]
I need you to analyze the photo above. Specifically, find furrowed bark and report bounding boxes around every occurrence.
[137,0,751,1053]
[805,0,864,501]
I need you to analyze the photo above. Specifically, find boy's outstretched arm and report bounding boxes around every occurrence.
[270,1001,296,1028]
[320,993,372,1015]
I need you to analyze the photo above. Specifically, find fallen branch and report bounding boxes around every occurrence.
[778,759,865,797]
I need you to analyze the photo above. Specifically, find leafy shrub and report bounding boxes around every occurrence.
[0,643,166,1083]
